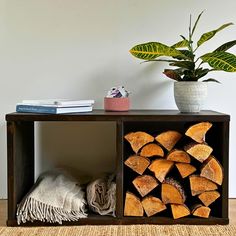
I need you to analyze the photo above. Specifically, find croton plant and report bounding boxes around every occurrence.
[129,11,236,83]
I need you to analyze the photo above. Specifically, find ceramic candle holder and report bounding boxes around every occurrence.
[104,97,130,111]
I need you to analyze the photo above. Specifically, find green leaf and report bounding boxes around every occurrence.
[163,69,181,81]
[169,61,195,70]
[201,51,236,72]
[141,59,178,64]
[179,50,194,60]
[214,40,236,52]
[195,68,210,79]
[203,78,221,83]
[172,50,194,60]
[197,23,233,47]
[191,11,204,36]
[129,42,187,60]
[171,39,189,49]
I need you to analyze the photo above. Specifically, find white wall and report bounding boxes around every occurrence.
[1,0,236,198]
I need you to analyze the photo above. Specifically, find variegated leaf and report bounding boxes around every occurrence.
[201,51,236,72]
[197,23,233,47]
[169,61,195,70]
[129,42,187,60]
[171,39,189,49]
[163,69,181,81]
[214,40,236,52]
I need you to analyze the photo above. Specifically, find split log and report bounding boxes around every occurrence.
[124,131,154,153]
[175,163,196,178]
[141,196,167,217]
[171,204,191,219]
[189,175,218,196]
[198,190,220,207]
[192,204,211,218]
[166,149,190,163]
[200,156,223,185]
[132,175,158,197]
[140,143,164,158]
[161,178,186,204]
[148,159,174,182]
[155,131,182,151]
[185,122,212,143]
[185,142,213,163]
[124,155,150,175]
[124,192,144,216]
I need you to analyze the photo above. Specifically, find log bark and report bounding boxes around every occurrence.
[189,175,218,196]
[140,143,164,158]
[166,149,190,163]
[155,131,182,151]
[141,196,167,217]
[198,190,220,207]
[185,122,212,143]
[124,155,150,175]
[175,163,197,178]
[124,192,144,216]
[132,175,158,197]
[124,131,154,153]
[192,204,211,218]
[185,142,213,163]
[161,178,186,204]
[148,159,174,182]
[171,204,191,219]
[200,155,223,185]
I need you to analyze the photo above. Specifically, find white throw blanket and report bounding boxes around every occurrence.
[17,171,87,224]
[86,174,116,216]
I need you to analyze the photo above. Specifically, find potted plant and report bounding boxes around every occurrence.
[129,11,236,113]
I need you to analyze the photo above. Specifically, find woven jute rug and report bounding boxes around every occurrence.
[0,225,236,236]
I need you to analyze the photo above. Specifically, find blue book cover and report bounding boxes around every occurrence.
[16,105,92,114]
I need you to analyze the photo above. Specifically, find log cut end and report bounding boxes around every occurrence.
[124,192,144,216]
[185,142,213,163]
[192,204,211,218]
[189,175,218,196]
[124,131,154,153]
[155,131,182,151]
[166,149,190,163]
[124,155,150,175]
[140,143,164,158]
[142,196,167,217]
[198,191,220,207]
[132,175,158,197]
[200,156,223,185]
[162,178,186,204]
[148,159,174,182]
[171,204,191,219]
[185,122,212,143]
[175,163,197,178]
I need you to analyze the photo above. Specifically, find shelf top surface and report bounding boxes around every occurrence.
[6,109,230,122]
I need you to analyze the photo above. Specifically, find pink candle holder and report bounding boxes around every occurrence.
[104,97,130,111]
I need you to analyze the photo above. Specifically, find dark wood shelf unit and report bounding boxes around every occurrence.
[6,110,230,226]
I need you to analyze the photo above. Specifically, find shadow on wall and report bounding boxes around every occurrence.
[35,121,116,182]
[129,62,173,108]
[69,59,173,109]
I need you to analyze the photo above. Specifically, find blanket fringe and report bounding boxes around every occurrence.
[17,197,87,225]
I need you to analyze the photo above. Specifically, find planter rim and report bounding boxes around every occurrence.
[174,81,204,83]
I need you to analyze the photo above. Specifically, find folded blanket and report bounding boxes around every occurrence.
[86,174,116,216]
[16,170,87,224]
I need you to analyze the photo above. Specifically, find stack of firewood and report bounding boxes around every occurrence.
[124,122,223,219]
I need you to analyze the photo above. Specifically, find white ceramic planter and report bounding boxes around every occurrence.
[174,81,207,113]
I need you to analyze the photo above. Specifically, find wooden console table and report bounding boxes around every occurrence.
[5,110,230,226]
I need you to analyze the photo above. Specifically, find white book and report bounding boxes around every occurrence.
[21,99,95,106]
[16,104,93,114]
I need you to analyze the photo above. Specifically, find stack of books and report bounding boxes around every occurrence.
[16,99,94,114]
